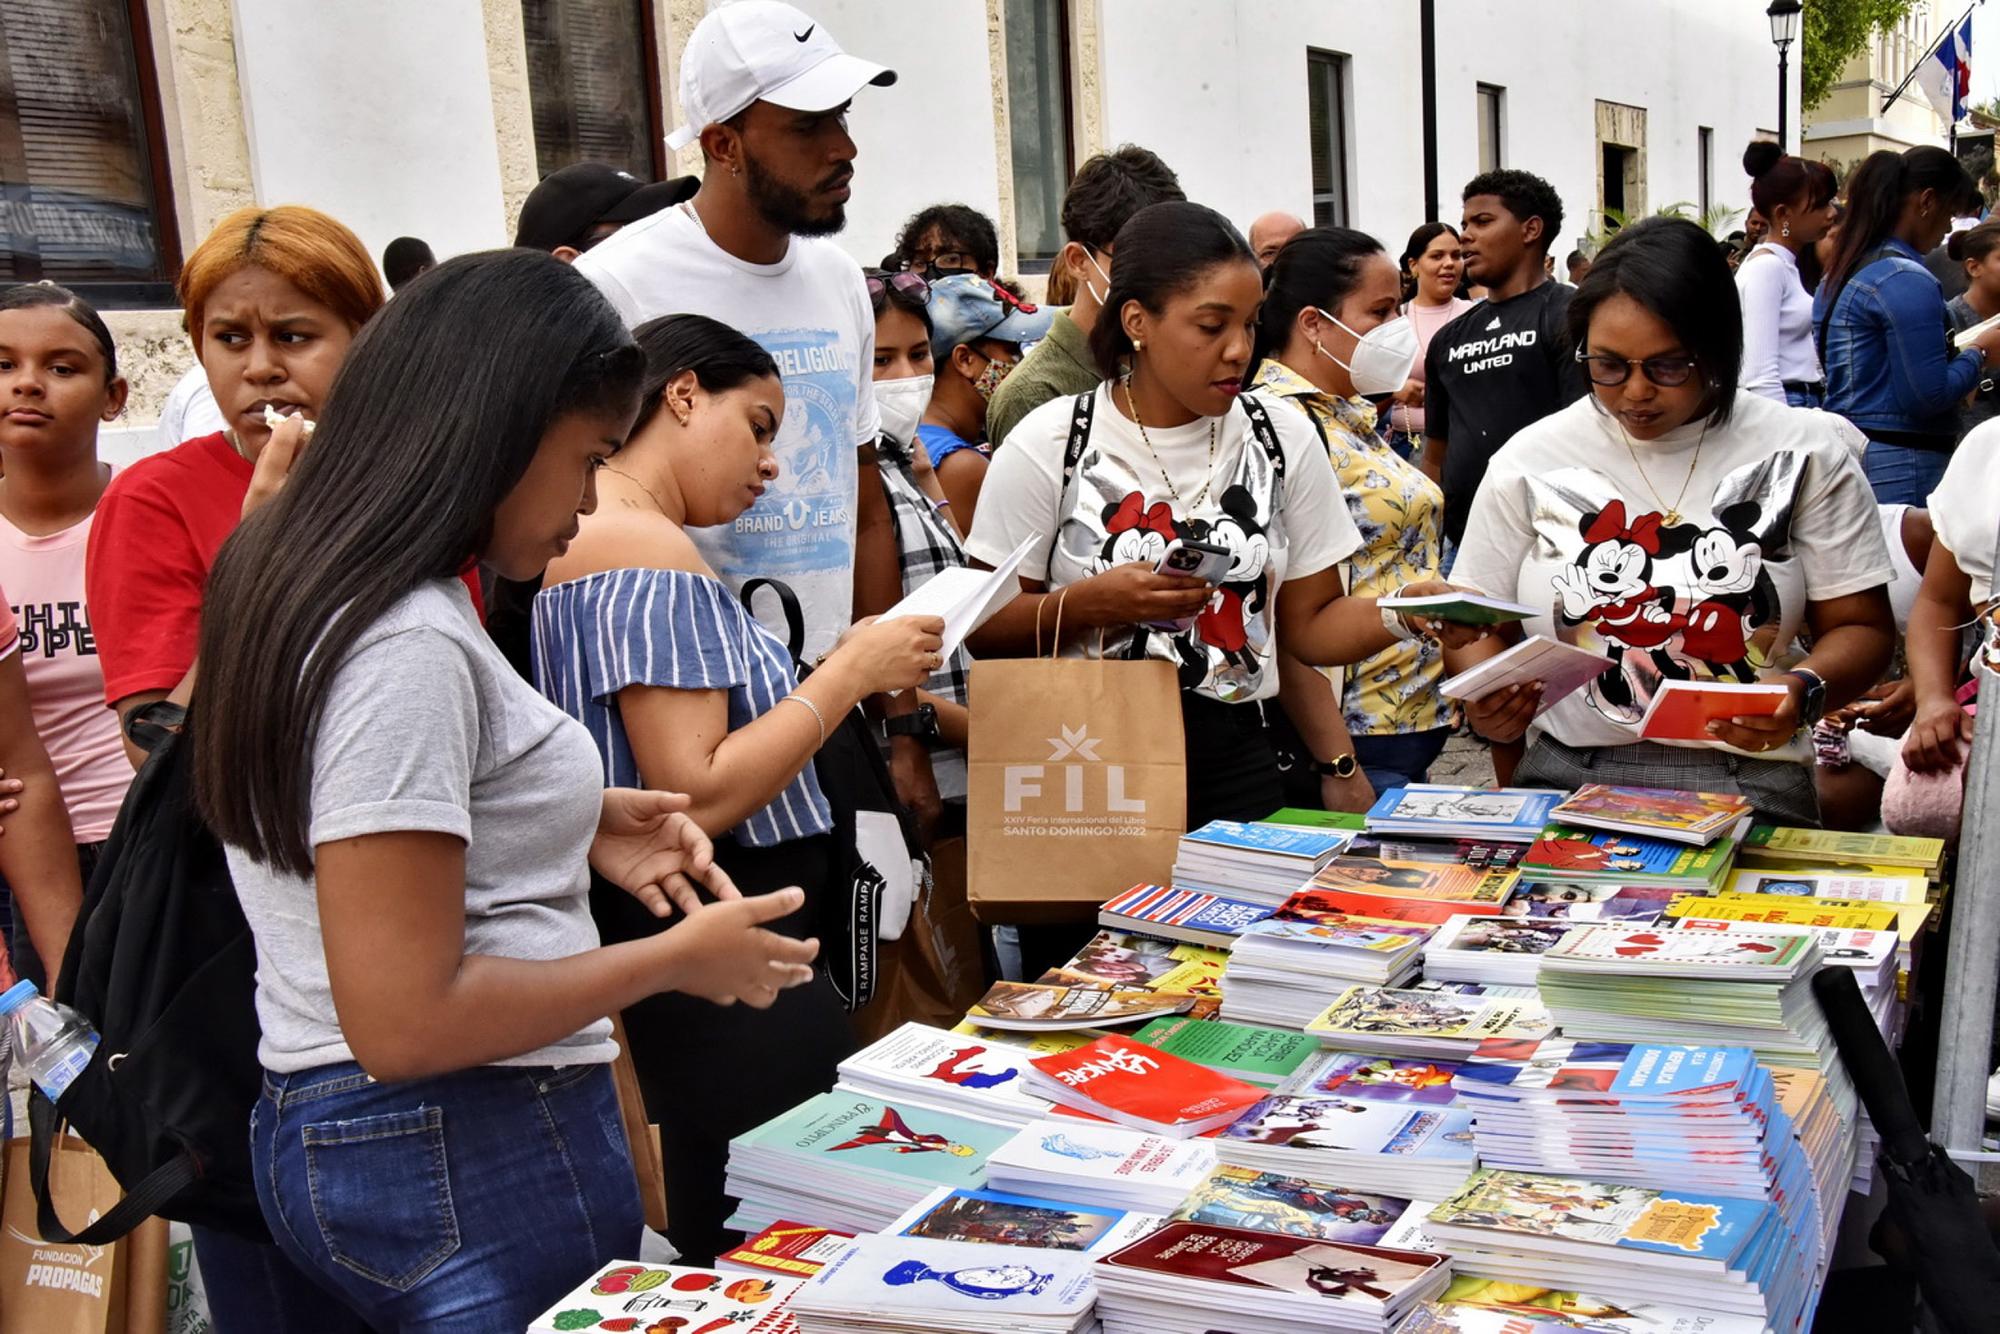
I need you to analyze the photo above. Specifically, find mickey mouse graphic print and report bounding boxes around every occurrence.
[1451,391,1891,761]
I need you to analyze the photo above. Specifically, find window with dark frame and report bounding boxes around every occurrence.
[1307,49,1351,227]
[521,0,665,181]
[1477,83,1505,174]
[0,0,179,305]
[1004,0,1074,266]
[1699,126,1714,213]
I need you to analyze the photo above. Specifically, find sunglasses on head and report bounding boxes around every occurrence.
[867,271,931,303]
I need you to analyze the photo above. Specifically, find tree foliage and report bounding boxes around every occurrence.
[1803,0,1924,111]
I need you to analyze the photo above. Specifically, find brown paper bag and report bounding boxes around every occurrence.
[966,654,1186,923]
[607,1016,669,1234]
[0,1136,129,1334]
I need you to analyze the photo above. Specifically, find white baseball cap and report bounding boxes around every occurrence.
[666,2,896,152]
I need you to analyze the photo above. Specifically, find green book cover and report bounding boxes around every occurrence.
[733,1092,1010,1189]
[1131,1015,1320,1084]
[1261,808,1367,833]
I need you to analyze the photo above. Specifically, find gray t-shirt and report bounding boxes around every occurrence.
[227,579,617,1073]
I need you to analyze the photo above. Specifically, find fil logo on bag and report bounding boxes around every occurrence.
[1002,724,1147,830]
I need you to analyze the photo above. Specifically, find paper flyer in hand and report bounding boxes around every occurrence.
[880,533,1034,659]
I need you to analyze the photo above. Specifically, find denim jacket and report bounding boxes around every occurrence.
[1814,238,1982,444]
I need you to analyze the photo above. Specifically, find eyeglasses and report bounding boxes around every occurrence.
[1575,350,1701,388]
[866,271,931,303]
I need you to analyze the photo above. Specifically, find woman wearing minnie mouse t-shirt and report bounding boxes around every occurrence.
[1448,218,1895,825]
[968,202,1475,829]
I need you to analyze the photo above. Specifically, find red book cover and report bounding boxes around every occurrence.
[1026,1035,1264,1131]
[1095,1219,1444,1304]
[1637,681,1788,742]
[1293,886,1508,924]
[718,1220,854,1280]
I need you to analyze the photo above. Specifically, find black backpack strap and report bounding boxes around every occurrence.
[738,577,808,667]
[122,699,186,753]
[1060,389,1097,490]
[27,1091,196,1246]
[1239,394,1288,480]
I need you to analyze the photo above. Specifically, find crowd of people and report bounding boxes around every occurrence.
[1,0,1996,1328]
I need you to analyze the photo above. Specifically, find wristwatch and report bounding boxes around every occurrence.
[1308,754,1360,779]
[1784,668,1827,728]
[882,702,941,741]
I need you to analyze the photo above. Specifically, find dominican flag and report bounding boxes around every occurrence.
[1917,12,1974,124]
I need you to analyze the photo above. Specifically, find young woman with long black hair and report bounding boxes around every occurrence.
[191,250,819,1330]
[1450,218,1895,824]
[1815,147,2000,503]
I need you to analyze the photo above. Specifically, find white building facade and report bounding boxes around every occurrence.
[19,0,1796,451]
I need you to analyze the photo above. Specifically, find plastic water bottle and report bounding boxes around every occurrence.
[0,980,98,1102]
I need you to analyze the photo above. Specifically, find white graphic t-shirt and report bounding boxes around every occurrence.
[577,205,879,661]
[1452,391,1890,762]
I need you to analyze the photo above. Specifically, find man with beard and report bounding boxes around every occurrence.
[1419,169,1589,556]
[577,1,942,828]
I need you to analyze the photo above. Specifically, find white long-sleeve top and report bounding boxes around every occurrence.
[1736,242,1822,401]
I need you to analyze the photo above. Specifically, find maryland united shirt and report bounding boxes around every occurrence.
[1451,392,1890,763]
[1426,280,1588,543]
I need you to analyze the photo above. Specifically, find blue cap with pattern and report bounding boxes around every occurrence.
[926,274,1053,361]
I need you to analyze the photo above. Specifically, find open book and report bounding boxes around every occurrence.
[1637,680,1789,742]
[1438,635,1612,714]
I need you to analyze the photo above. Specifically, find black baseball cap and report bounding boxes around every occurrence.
[514,163,697,252]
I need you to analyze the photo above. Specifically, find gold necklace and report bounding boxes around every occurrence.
[603,465,671,516]
[1613,415,1707,526]
[1120,377,1218,509]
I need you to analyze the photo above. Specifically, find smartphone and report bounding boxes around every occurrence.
[1150,538,1231,631]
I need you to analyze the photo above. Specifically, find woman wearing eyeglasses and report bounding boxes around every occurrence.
[1444,218,1895,824]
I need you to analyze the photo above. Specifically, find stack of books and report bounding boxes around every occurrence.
[1303,857,1522,924]
[835,1023,1051,1128]
[1425,1171,1817,1334]
[1397,1290,1768,1333]
[1519,826,1736,894]
[1450,1039,1835,1270]
[1423,915,1575,985]
[1221,890,1432,1029]
[964,980,1193,1033]
[1022,1034,1267,1138]
[1097,882,1272,948]
[1305,983,1555,1059]
[1129,1014,1324,1087]
[1172,820,1353,905]
[725,1093,1013,1236]
[530,1262,803,1334]
[1215,1090,1478,1199]
[1363,785,1562,842]
[1171,1163,1428,1244]
[985,1119,1216,1214]
[1093,1220,1452,1334]
[1737,824,1945,879]
[1672,917,1900,1032]
[883,1184,1161,1256]
[787,1234,1097,1334]
[1550,784,1751,845]
[1040,928,1229,996]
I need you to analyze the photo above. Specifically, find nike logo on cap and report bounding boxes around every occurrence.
[795,24,815,40]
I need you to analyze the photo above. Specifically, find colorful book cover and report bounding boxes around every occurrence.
[1309,857,1519,905]
[1365,785,1563,837]
[1429,1275,1770,1333]
[1553,784,1750,841]
[792,1234,1096,1318]
[1661,895,1899,933]
[1222,1095,1478,1161]
[1674,918,1898,972]
[1454,1038,1757,1100]
[1172,1165,1414,1244]
[838,1023,1047,1113]
[890,1186,1141,1252]
[1428,1170,1766,1261]
[718,1221,855,1281]
[529,1263,800,1334]
[1261,807,1369,833]
[734,1094,1011,1189]
[1182,819,1352,861]
[1504,882,1677,920]
[1284,1051,1463,1104]
[1307,985,1554,1045]
[1715,892,1932,939]
[1522,827,1733,881]
[1095,1219,1446,1303]
[1027,1036,1266,1127]
[949,1021,1098,1057]
[1741,825,1944,871]
[1637,680,1788,741]
[1098,883,1273,943]
[1039,929,1229,996]
[1240,896,1434,953]
[1539,925,1812,971]
[1430,915,1574,958]
[1131,1016,1322,1084]
[1721,869,1929,904]
[967,980,1191,1031]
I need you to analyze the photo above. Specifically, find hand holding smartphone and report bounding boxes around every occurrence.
[1150,538,1231,630]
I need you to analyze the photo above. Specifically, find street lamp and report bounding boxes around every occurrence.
[1769,0,1803,152]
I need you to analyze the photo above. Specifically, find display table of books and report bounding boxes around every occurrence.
[531,783,1947,1334]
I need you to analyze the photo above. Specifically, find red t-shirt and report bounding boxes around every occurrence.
[86,433,485,705]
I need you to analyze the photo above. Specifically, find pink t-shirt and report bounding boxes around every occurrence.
[1,502,132,841]
[1389,296,1474,438]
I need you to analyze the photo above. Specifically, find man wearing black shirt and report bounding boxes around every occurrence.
[1422,169,1590,549]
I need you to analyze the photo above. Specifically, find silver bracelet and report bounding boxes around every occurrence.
[1379,598,1420,643]
[779,693,827,745]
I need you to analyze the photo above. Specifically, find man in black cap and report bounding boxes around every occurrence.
[514,162,697,261]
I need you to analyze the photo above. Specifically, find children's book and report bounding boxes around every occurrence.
[1521,827,1734,889]
[1305,984,1554,1054]
[787,1234,1096,1328]
[1636,680,1788,742]
[529,1262,802,1334]
[1552,784,1750,845]
[1428,1169,1770,1264]
[984,1119,1217,1214]
[1094,1219,1449,1307]
[1537,924,1815,978]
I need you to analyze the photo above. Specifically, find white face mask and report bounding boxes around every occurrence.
[1315,309,1420,397]
[873,373,933,445]
[1084,250,1112,307]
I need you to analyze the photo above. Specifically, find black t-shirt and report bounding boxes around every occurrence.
[1427,279,1589,543]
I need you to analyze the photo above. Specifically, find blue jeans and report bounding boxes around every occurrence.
[1862,440,1951,505]
[1783,384,1825,409]
[1351,728,1453,797]
[251,1061,642,1332]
